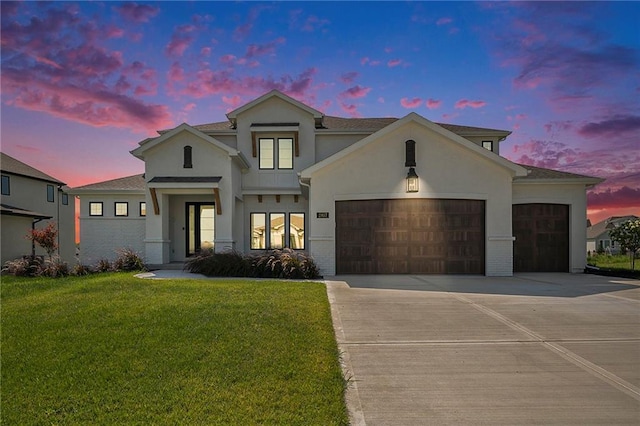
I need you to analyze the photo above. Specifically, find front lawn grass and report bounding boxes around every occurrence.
[586,253,640,278]
[1,273,348,425]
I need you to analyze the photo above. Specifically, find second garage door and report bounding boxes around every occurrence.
[336,199,485,274]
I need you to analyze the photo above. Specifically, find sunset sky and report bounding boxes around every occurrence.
[1,1,638,224]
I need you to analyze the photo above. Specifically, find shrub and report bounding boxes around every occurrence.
[27,222,58,259]
[72,262,93,276]
[2,256,43,277]
[41,256,69,278]
[185,248,320,279]
[113,248,146,272]
[96,259,113,273]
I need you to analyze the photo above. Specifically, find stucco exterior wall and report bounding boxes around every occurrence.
[513,182,589,273]
[1,174,75,263]
[1,215,34,263]
[308,121,515,276]
[78,193,145,264]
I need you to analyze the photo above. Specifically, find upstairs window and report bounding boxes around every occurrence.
[183,145,193,168]
[482,141,493,151]
[259,137,294,170]
[47,184,55,202]
[140,202,146,217]
[62,193,69,205]
[1,175,9,195]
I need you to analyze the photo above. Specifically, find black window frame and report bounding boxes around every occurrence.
[1,175,10,195]
[288,212,305,250]
[482,141,493,151]
[61,193,69,205]
[258,138,275,170]
[184,145,193,168]
[47,184,55,202]
[277,137,294,170]
[114,202,129,217]
[250,210,306,250]
[89,202,103,217]
[140,202,146,217]
[250,212,267,249]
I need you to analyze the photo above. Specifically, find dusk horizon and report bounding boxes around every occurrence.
[1,1,638,224]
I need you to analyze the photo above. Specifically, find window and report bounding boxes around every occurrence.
[62,193,69,205]
[250,211,305,250]
[482,141,493,151]
[47,184,55,202]
[1,175,9,195]
[140,202,146,216]
[270,213,285,249]
[184,145,193,168]
[405,139,416,167]
[89,202,103,216]
[289,213,305,249]
[259,137,294,169]
[251,213,266,249]
[278,138,294,169]
[115,202,128,217]
[259,138,274,169]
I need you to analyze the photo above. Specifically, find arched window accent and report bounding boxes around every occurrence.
[183,145,193,168]
[405,139,416,167]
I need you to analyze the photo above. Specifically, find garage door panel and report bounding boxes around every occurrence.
[513,203,568,272]
[336,199,485,274]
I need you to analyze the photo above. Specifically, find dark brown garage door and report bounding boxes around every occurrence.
[513,204,569,272]
[336,199,485,274]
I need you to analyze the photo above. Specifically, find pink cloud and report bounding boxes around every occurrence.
[341,72,359,84]
[436,17,452,26]
[339,102,361,118]
[426,98,442,109]
[165,25,196,57]
[201,47,211,57]
[116,3,159,23]
[245,37,285,58]
[401,97,423,109]
[340,85,371,99]
[388,59,402,67]
[220,54,237,63]
[301,15,331,32]
[454,99,487,109]
[222,95,243,109]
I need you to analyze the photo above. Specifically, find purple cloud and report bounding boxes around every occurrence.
[116,3,159,23]
[578,115,640,138]
[455,99,486,109]
[165,25,196,57]
[340,85,371,99]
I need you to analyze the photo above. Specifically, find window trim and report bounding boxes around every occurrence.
[482,141,493,151]
[89,202,103,217]
[1,175,10,195]
[140,202,146,217]
[250,210,306,250]
[114,202,129,217]
[47,184,55,202]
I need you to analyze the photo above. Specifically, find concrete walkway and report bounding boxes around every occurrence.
[326,273,640,425]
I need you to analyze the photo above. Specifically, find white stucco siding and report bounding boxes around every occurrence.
[2,215,35,263]
[78,193,145,265]
[235,97,317,190]
[315,133,370,162]
[513,183,589,273]
[308,121,515,276]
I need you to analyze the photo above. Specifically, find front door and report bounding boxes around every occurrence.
[186,203,215,256]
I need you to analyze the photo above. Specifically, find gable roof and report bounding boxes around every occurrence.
[225,90,324,127]
[587,215,639,239]
[131,123,250,170]
[301,112,527,179]
[71,174,146,193]
[1,152,65,185]
[514,164,603,185]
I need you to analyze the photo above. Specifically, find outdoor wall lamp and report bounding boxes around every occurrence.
[406,167,419,192]
[405,139,419,192]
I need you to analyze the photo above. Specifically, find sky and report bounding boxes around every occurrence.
[1,1,638,224]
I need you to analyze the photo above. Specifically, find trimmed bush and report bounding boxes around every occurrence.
[184,248,320,279]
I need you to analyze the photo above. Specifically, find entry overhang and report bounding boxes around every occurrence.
[147,176,223,215]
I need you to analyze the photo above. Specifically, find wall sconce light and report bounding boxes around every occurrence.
[406,167,419,192]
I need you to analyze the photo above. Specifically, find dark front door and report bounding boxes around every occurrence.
[335,199,485,274]
[513,203,569,272]
[186,203,215,256]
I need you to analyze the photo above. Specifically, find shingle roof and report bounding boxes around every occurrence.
[72,174,145,192]
[515,164,602,181]
[0,203,52,219]
[587,215,639,239]
[0,152,65,185]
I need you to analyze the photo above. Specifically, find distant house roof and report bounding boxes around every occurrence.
[587,215,639,239]
[0,152,65,185]
[71,174,146,193]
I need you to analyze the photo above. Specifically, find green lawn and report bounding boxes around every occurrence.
[587,253,637,270]
[1,273,348,425]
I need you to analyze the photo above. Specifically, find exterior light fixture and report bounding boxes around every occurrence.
[406,167,419,192]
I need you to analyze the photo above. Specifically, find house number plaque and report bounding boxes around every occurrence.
[316,212,330,218]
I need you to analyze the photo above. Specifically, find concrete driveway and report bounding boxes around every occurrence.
[326,273,640,425]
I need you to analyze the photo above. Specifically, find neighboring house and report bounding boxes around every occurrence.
[72,90,603,275]
[1,153,75,264]
[587,215,639,254]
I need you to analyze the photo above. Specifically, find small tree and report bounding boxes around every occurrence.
[27,222,58,259]
[609,219,640,270]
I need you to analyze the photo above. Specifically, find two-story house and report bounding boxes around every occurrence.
[72,90,602,276]
[1,153,75,264]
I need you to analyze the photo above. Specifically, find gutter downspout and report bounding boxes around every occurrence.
[31,218,46,257]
